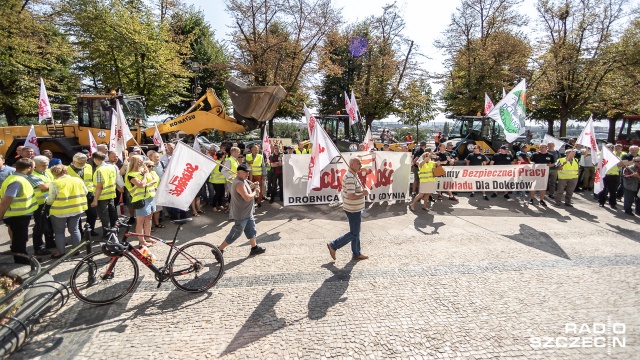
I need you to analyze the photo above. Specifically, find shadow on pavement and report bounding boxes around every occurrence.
[413,213,445,235]
[21,285,211,358]
[605,223,640,244]
[505,224,570,260]
[222,289,285,355]
[307,261,356,321]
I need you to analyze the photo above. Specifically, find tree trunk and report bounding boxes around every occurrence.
[4,106,18,126]
[559,118,568,137]
[268,118,274,137]
[547,120,554,136]
[608,117,619,143]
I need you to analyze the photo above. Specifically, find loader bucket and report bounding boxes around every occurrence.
[225,77,286,126]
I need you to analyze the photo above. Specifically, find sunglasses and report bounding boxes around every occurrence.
[146,165,154,168]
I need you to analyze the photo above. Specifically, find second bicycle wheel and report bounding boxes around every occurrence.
[70,251,139,305]
[169,241,224,292]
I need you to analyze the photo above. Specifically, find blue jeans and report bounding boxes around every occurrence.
[51,214,81,254]
[330,211,362,258]
[224,217,257,244]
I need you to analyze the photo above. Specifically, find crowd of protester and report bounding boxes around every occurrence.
[0,135,638,265]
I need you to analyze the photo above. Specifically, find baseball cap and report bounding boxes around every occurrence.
[500,145,508,150]
[131,146,141,153]
[237,164,249,172]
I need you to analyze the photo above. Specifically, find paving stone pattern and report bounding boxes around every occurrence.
[2,192,639,359]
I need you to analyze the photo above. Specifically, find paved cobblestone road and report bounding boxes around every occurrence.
[3,191,639,359]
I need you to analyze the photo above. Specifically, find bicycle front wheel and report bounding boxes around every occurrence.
[70,251,139,305]
[169,241,224,292]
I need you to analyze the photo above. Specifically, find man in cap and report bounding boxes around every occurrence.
[217,164,266,256]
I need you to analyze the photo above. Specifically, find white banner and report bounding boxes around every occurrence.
[152,142,215,210]
[284,152,412,206]
[38,78,52,123]
[435,164,549,192]
[88,130,98,156]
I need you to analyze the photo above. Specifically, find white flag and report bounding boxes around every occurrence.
[303,104,317,138]
[262,129,271,161]
[576,115,598,165]
[487,79,527,143]
[363,127,374,151]
[306,115,341,195]
[153,125,165,153]
[349,90,360,125]
[152,142,216,210]
[594,144,621,194]
[38,78,52,124]
[24,125,40,155]
[193,137,201,153]
[344,91,351,123]
[88,131,98,156]
[484,93,494,115]
[543,134,565,150]
[109,100,134,159]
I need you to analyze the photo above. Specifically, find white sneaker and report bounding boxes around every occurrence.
[507,198,515,202]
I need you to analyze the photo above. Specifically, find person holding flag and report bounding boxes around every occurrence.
[598,144,622,209]
[326,157,369,261]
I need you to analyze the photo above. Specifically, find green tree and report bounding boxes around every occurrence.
[58,0,191,115]
[317,3,418,128]
[166,6,231,115]
[529,0,628,137]
[0,0,77,125]
[226,0,341,133]
[436,0,531,118]
[397,75,438,142]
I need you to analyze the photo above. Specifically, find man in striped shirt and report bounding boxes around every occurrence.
[327,158,369,261]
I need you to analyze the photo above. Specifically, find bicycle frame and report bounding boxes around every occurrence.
[101,224,201,284]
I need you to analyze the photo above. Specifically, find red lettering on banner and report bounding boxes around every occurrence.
[594,168,601,183]
[28,137,38,145]
[312,168,347,191]
[358,160,395,189]
[168,163,199,196]
[602,158,608,167]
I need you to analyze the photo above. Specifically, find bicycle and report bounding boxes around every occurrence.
[69,218,224,305]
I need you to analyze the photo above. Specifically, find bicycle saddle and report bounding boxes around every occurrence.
[171,218,193,225]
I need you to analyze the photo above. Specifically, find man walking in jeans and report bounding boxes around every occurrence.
[327,158,369,261]
[217,164,266,256]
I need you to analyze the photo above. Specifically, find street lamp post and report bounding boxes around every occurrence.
[186,60,202,105]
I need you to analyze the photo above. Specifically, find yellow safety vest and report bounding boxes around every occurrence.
[246,153,263,174]
[0,174,38,218]
[147,171,159,198]
[418,161,437,183]
[227,157,239,183]
[50,175,87,216]
[94,164,118,200]
[209,163,226,184]
[125,172,149,203]
[558,158,579,179]
[32,170,53,205]
[67,164,95,193]
[294,148,309,154]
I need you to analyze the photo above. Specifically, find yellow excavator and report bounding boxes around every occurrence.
[0,78,286,163]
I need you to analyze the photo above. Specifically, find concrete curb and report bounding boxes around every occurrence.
[0,263,65,359]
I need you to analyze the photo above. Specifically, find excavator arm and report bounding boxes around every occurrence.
[145,77,286,139]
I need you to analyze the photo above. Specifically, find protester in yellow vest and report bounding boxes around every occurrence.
[46,164,88,259]
[0,159,39,264]
[91,151,121,236]
[209,151,227,212]
[246,144,265,207]
[31,155,55,254]
[125,155,158,247]
[294,141,309,154]
[410,150,438,212]
[555,148,580,207]
[68,152,98,236]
